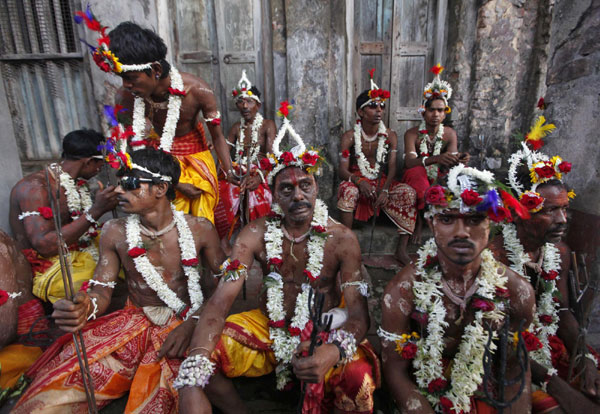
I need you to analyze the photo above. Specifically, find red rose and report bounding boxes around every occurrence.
[128,247,147,258]
[411,310,428,326]
[535,165,556,179]
[419,129,429,135]
[268,258,283,270]
[424,255,438,268]
[312,225,326,234]
[278,101,291,117]
[259,157,274,172]
[539,314,554,325]
[182,258,199,267]
[37,207,53,219]
[520,193,544,211]
[495,287,510,298]
[168,87,186,96]
[288,326,301,336]
[227,259,241,271]
[401,342,417,360]
[71,211,80,217]
[460,189,482,206]
[526,137,544,150]
[0,290,8,306]
[427,378,448,393]
[76,179,87,187]
[207,118,221,126]
[424,185,447,207]
[280,151,295,165]
[268,319,285,329]
[537,97,546,110]
[521,331,543,352]
[382,90,390,99]
[552,296,560,303]
[542,270,558,281]
[301,151,319,166]
[472,298,495,312]
[267,210,282,219]
[88,231,98,238]
[558,162,571,173]
[439,396,455,414]
[303,269,317,281]
[79,281,90,292]
[487,206,512,223]
[341,149,350,158]
[232,90,238,97]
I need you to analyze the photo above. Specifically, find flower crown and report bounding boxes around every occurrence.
[425,164,529,223]
[75,6,153,74]
[231,70,260,103]
[100,105,171,182]
[418,64,453,114]
[359,69,390,109]
[507,116,574,213]
[259,102,324,185]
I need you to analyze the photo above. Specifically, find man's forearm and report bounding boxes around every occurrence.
[213,132,233,173]
[34,215,96,257]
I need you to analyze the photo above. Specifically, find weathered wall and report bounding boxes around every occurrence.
[543,0,600,348]
[446,0,552,171]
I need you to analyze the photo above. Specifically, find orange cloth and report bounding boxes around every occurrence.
[213,308,380,414]
[14,303,184,414]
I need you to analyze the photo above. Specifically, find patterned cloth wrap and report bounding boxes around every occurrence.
[338,165,417,235]
[213,308,381,414]
[14,301,186,414]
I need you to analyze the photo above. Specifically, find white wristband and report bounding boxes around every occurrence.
[421,156,428,167]
[84,210,98,226]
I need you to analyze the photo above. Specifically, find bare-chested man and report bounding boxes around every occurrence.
[75,11,233,223]
[14,148,224,413]
[338,82,417,265]
[380,165,535,414]
[401,64,469,243]
[214,70,277,246]
[177,126,378,413]
[0,231,47,399]
[9,129,118,303]
[490,143,600,413]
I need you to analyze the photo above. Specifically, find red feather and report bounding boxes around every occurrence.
[368,68,375,79]
[500,190,530,220]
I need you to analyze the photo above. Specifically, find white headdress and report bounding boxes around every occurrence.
[418,64,453,114]
[231,70,261,103]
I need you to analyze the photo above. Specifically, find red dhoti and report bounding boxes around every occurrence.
[401,166,432,210]
[213,309,380,414]
[14,303,184,414]
[214,165,272,240]
[337,167,417,234]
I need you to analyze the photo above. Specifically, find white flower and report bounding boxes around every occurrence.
[353,121,389,180]
[236,113,263,166]
[417,121,444,181]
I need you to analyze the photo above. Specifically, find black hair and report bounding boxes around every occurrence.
[62,129,104,159]
[117,148,181,200]
[108,22,170,78]
[355,90,371,111]
[424,97,447,108]
[249,86,261,100]
[515,164,567,194]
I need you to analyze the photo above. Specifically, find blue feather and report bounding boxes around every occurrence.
[476,189,500,214]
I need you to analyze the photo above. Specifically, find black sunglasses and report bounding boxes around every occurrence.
[118,176,154,191]
[367,101,385,109]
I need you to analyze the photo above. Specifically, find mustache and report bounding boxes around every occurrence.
[289,201,312,212]
[448,239,475,249]
[548,224,567,233]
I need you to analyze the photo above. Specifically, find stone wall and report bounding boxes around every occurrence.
[543,0,600,348]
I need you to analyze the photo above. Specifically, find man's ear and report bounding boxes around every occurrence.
[151,62,162,79]
[154,182,169,198]
[356,108,364,119]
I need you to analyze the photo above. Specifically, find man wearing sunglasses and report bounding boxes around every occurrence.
[9,129,119,303]
[338,87,418,266]
[14,148,224,413]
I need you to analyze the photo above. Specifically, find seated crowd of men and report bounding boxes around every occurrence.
[0,12,597,414]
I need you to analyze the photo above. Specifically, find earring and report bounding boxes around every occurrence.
[155,74,159,79]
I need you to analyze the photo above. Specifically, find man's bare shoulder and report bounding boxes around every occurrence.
[261,119,276,130]
[327,219,359,244]
[11,172,47,202]
[555,241,571,260]
[442,125,457,138]
[404,126,418,140]
[488,235,509,266]
[101,218,127,239]
[385,264,417,299]
[239,217,268,239]
[184,214,216,234]
[182,72,213,95]
[504,265,534,300]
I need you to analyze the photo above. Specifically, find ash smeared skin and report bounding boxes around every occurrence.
[407,398,422,410]
[397,298,411,316]
[383,293,393,309]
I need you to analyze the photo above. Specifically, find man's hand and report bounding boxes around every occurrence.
[157,319,196,359]
[374,190,389,209]
[52,291,90,333]
[291,342,340,383]
[434,152,460,168]
[240,174,261,192]
[89,184,118,217]
[177,183,204,200]
[226,170,241,186]
[580,358,600,400]
[458,152,470,165]
[357,180,376,200]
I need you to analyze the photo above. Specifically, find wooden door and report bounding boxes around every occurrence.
[170,0,264,135]
[351,0,447,162]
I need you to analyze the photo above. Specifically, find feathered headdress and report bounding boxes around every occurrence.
[359,69,390,109]
[74,5,153,73]
[231,70,261,103]
[418,63,453,114]
[259,101,324,184]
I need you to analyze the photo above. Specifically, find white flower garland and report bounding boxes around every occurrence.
[352,121,389,180]
[507,142,549,197]
[125,204,203,318]
[132,67,184,153]
[502,223,560,376]
[418,121,444,181]
[412,238,507,413]
[236,113,263,166]
[264,199,329,389]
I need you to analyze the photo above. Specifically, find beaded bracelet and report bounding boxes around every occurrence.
[173,354,216,389]
[327,329,357,364]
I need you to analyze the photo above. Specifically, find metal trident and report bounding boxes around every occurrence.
[482,315,528,413]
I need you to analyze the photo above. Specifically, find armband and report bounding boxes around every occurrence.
[18,211,41,220]
[173,354,216,389]
[340,281,369,297]
[88,280,117,289]
[84,209,98,226]
[326,329,357,364]
[204,111,221,126]
[218,258,248,282]
[87,296,98,321]
[421,156,429,167]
